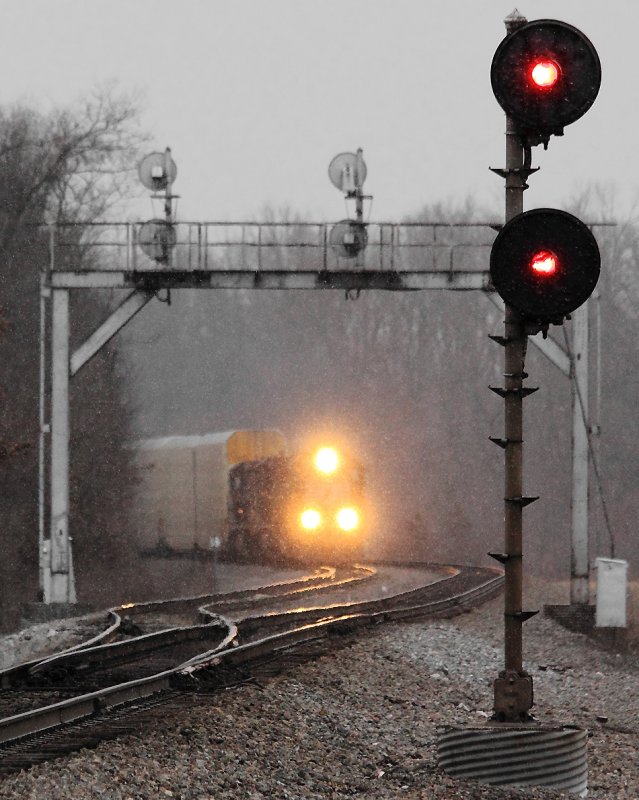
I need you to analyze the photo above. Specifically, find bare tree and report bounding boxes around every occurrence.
[0,88,147,628]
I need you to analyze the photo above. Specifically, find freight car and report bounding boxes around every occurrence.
[134,430,366,564]
[134,429,287,554]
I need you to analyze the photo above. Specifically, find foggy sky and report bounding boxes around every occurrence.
[0,0,632,223]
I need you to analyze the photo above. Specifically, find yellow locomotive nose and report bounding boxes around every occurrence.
[314,447,339,474]
[336,507,359,532]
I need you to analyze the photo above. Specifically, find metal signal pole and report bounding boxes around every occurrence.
[163,147,175,266]
[490,12,536,722]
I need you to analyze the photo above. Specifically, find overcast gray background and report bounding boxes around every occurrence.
[0,0,628,223]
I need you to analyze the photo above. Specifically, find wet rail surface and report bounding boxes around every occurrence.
[0,562,503,776]
[0,565,370,693]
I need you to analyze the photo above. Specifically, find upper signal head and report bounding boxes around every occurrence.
[138,150,178,191]
[328,151,367,194]
[491,19,601,142]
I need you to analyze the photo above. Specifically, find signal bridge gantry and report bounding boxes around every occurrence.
[47,219,498,292]
[40,216,611,607]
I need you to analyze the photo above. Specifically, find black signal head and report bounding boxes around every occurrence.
[490,208,600,324]
[491,19,601,143]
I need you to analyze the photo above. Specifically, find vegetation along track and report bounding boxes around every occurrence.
[0,562,503,776]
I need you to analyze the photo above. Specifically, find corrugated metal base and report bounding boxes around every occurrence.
[437,724,588,797]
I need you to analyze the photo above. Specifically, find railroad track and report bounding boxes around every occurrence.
[0,564,370,690]
[0,562,503,777]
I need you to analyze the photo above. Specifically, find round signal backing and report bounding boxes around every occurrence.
[138,151,178,191]
[329,219,368,259]
[491,19,601,135]
[138,219,177,263]
[328,152,367,193]
[490,208,600,322]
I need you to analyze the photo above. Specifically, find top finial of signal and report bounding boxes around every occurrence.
[504,9,527,31]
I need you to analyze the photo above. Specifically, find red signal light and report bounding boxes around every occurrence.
[531,60,559,89]
[530,250,557,276]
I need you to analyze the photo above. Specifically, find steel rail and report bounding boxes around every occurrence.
[0,565,503,751]
[27,615,235,680]
[233,566,501,636]
[26,565,373,680]
[0,565,349,688]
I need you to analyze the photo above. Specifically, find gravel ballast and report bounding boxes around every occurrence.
[0,578,637,799]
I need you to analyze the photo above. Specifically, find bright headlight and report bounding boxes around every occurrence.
[300,508,322,530]
[336,507,359,532]
[314,447,339,474]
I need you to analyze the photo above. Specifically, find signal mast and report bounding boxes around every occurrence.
[327,149,371,260]
[440,11,602,795]
[137,148,179,266]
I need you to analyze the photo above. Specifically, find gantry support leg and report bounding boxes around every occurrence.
[570,303,590,604]
[48,288,76,604]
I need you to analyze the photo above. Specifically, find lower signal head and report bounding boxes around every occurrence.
[489,208,600,324]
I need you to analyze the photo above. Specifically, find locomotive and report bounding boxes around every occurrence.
[134,429,366,565]
[226,443,366,564]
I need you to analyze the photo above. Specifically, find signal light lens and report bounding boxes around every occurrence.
[530,250,558,276]
[531,60,559,88]
[300,508,322,530]
[336,507,359,532]
[314,447,339,474]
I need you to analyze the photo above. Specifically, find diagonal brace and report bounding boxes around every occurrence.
[70,290,155,377]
